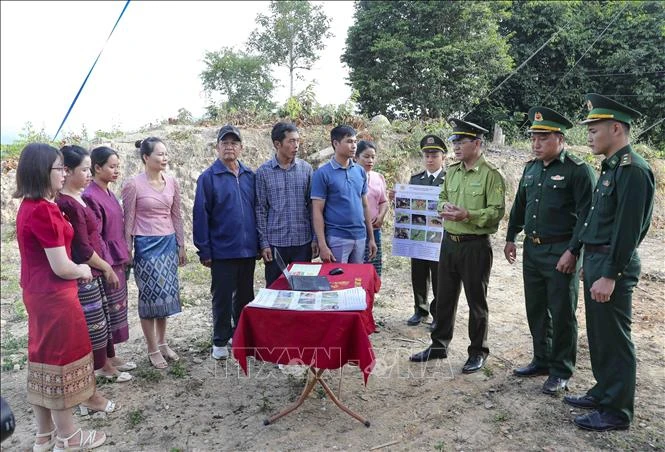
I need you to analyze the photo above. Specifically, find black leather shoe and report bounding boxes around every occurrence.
[428,321,438,332]
[564,394,598,409]
[462,354,486,374]
[513,362,549,377]
[409,346,447,362]
[573,410,629,432]
[406,313,428,326]
[542,375,568,395]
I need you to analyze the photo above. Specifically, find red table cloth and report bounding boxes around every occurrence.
[232,263,379,383]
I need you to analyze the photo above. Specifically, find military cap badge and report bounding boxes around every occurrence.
[427,137,434,144]
[534,112,543,121]
[587,99,593,111]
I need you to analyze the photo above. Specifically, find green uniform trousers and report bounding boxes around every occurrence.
[583,250,640,423]
[522,240,579,378]
[411,258,438,318]
[432,235,492,357]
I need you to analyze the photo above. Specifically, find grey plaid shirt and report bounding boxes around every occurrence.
[255,156,314,249]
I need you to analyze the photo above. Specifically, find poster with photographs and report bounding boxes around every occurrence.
[392,184,443,262]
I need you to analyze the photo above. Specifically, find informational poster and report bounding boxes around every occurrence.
[248,287,367,311]
[392,184,443,262]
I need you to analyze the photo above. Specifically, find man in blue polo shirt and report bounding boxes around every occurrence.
[312,125,377,263]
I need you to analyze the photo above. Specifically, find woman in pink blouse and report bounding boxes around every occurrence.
[122,137,186,369]
[355,140,389,276]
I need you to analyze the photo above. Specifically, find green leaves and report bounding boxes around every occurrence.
[199,48,275,113]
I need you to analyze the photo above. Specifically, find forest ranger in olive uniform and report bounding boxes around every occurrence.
[504,107,595,395]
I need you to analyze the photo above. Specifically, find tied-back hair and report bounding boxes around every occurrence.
[135,137,165,164]
[13,143,62,200]
[355,140,377,157]
[60,145,90,170]
[90,146,119,175]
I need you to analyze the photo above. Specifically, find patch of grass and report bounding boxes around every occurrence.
[166,129,195,141]
[493,411,509,423]
[133,365,164,383]
[194,338,212,354]
[1,331,27,353]
[127,408,146,428]
[434,441,446,451]
[482,365,494,378]
[168,360,188,379]
[12,300,27,321]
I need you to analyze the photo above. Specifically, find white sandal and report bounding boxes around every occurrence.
[79,399,120,416]
[33,428,56,452]
[95,370,132,383]
[53,428,106,451]
[158,343,179,361]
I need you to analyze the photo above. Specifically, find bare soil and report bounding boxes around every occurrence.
[1,226,663,451]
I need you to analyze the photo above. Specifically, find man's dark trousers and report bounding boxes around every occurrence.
[523,240,579,378]
[411,258,438,318]
[264,243,312,287]
[431,235,492,356]
[211,258,256,347]
[583,250,640,423]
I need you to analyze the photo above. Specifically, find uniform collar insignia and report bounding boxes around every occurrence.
[602,180,611,186]
[551,175,565,181]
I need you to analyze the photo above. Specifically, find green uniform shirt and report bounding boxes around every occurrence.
[438,155,506,235]
[579,145,655,279]
[506,149,596,254]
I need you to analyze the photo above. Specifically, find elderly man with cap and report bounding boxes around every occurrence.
[410,119,505,374]
[193,124,259,361]
[565,94,654,431]
[504,107,595,395]
[403,134,447,328]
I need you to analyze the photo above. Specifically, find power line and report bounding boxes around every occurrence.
[637,117,665,138]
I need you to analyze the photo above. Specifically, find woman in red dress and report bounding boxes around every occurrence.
[14,143,106,451]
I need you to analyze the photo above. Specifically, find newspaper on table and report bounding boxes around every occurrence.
[248,287,367,311]
[392,183,443,262]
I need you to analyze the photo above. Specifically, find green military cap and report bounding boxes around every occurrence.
[528,106,574,134]
[419,134,447,153]
[579,93,642,125]
[447,118,489,141]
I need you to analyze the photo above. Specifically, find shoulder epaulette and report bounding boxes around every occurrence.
[484,158,499,171]
[619,152,632,167]
[448,161,462,167]
[565,152,585,166]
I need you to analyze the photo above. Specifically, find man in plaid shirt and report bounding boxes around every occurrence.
[256,122,318,286]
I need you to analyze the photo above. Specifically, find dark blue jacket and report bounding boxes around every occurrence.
[193,159,258,261]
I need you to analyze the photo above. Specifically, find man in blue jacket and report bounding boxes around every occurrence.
[193,124,258,360]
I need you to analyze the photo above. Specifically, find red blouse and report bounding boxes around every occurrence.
[56,194,106,277]
[17,198,77,293]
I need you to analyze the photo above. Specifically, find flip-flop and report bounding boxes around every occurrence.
[95,370,132,383]
[116,361,137,371]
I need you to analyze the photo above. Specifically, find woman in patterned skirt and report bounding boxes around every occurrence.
[122,137,186,369]
[355,140,389,276]
[58,145,133,400]
[82,146,134,376]
[14,143,106,451]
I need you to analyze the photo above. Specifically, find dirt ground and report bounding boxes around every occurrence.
[1,221,663,451]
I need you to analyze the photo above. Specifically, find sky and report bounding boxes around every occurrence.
[0,1,355,143]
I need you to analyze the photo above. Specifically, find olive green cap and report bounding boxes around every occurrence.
[528,106,574,134]
[579,93,641,125]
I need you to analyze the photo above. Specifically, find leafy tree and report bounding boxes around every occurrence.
[200,48,275,112]
[248,0,332,97]
[480,1,664,145]
[342,1,513,120]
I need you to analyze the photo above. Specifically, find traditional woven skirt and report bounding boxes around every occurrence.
[133,234,182,319]
[78,277,115,369]
[103,265,129,344]
[23,287,95,410]
[363,229,383,277]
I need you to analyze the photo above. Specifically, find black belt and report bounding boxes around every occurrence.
[584,244,611,254]
[526,234,572,245]
[446,233,488,243]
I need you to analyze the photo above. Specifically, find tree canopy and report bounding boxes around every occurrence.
[200,48,275,112]
[248,0,331,97]
[342,1,514,120]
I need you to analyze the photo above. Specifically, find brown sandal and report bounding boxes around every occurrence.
[148,350,168,369]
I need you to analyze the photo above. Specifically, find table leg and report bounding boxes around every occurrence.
[263,367,319,425]
[264,367,370,427]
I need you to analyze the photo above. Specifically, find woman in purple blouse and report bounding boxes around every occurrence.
[82,146,134,375]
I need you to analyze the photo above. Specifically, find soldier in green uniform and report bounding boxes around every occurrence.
[504,107,595,395]
[565,94,655,431]
[410,119,505,374]
[405,135,446,328]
